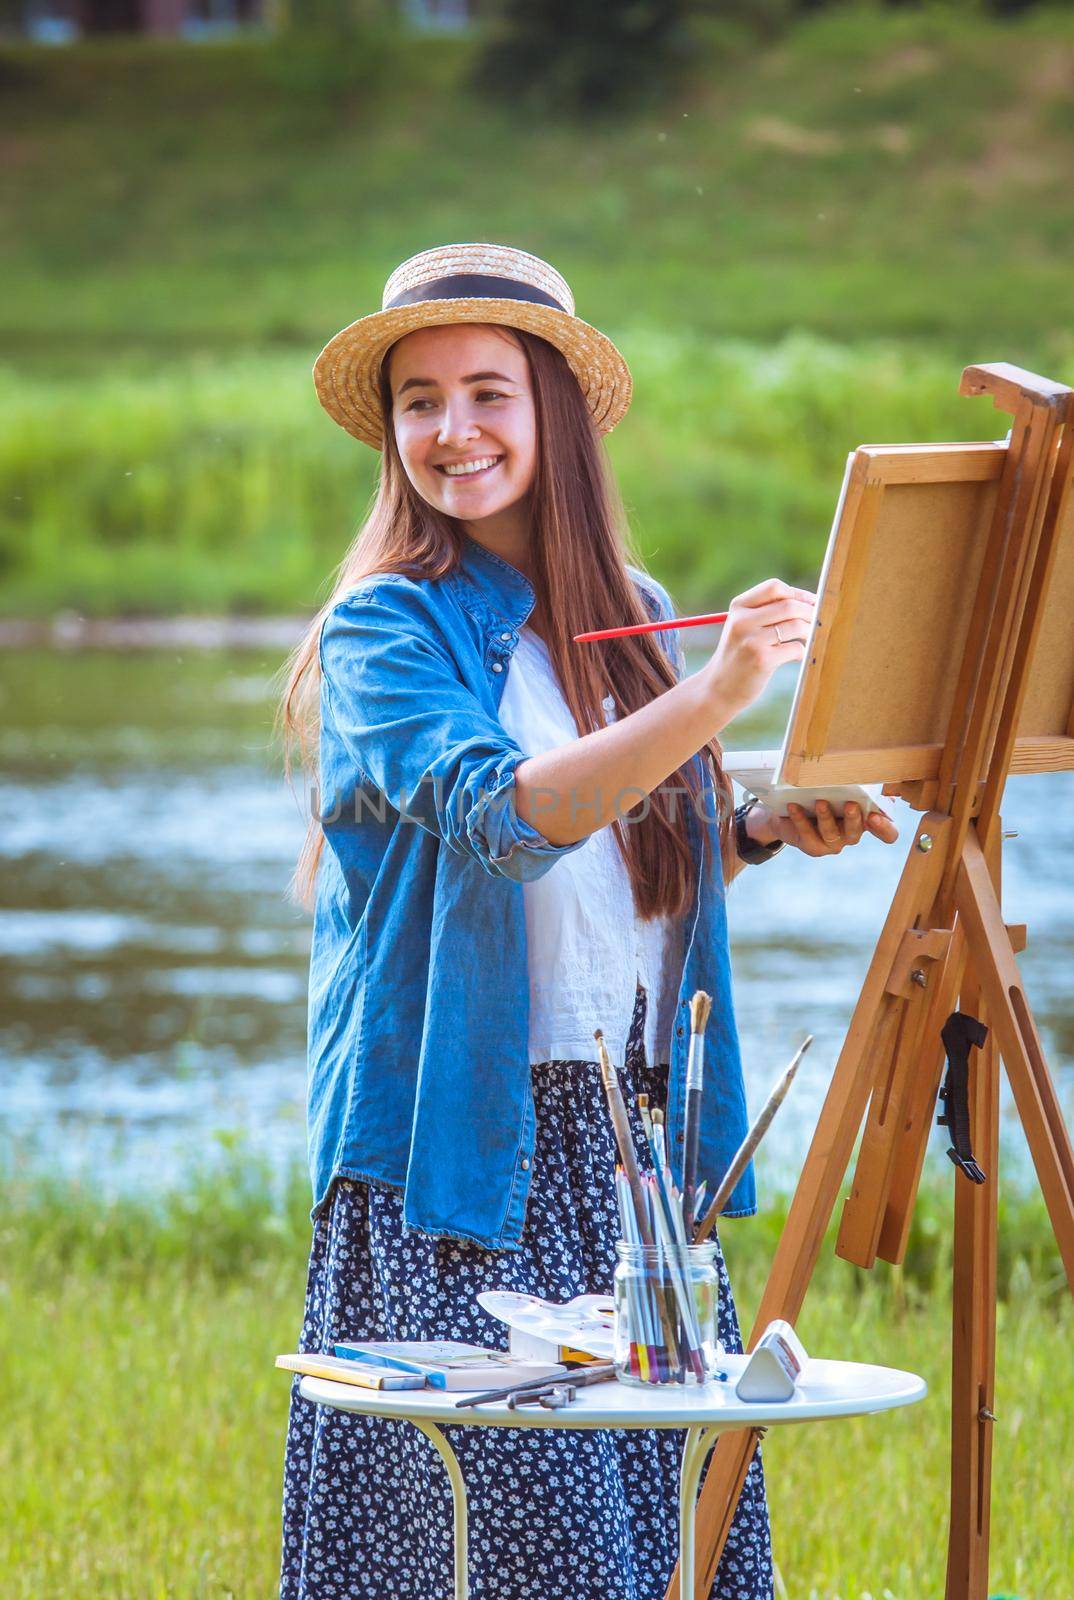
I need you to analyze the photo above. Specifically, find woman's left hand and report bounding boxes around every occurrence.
[748,798,899,857]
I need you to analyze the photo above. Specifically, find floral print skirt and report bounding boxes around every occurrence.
[279,983,772,1600]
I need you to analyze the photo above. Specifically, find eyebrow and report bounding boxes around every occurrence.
[396,370,517,396]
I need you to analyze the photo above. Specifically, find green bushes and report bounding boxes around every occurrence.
[1,335,1023,616]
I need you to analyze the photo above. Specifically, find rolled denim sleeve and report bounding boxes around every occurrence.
[319,584,587,883]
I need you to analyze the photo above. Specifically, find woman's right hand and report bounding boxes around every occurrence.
[699,578,817,729]
[513,577,816,846]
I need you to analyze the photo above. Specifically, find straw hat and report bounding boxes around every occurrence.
[312,242,633,450]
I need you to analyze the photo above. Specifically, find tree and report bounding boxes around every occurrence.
[472,0,692,119]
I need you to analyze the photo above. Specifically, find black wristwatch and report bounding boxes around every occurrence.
[734,801,785,866]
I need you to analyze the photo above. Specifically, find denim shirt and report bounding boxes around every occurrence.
[308,534,756,1247]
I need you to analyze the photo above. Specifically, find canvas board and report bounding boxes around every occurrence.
[770,439,1074,789]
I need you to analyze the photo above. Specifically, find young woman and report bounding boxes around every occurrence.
[278,243,898,1600]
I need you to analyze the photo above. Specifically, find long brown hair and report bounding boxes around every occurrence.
[280,326,733,913]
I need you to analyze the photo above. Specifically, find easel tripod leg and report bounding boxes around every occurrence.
[955,831,1074,1292]
[666,816,952,1600]
[946,916,1000,1599]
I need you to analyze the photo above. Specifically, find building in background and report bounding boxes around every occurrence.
[15,0,476,40]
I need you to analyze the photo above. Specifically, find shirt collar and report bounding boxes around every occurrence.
[456,534,536,632]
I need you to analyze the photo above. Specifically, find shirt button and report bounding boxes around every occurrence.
[676,1024,684,1038]
[676,1132,685,1144]
[521,1157,531,1171]
[492,661,504,673]
[500,632,512,642]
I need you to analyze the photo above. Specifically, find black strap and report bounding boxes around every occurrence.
[733,801,785,866]
[385,273,567,312]
[937,1011,989,1185]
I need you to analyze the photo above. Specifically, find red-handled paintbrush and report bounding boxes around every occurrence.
[573,611,728,643]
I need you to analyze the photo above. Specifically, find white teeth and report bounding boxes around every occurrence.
[441,456,501,477]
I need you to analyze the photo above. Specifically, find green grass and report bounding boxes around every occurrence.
[1,1151,1069,1597]
[3,7,1074,615]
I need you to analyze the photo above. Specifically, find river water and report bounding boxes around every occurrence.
[1,645,1070,1204]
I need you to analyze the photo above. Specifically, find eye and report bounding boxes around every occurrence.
[477,390,506,402]
[404,397,433,412]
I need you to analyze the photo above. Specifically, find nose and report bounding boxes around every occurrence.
[437,395,482,448]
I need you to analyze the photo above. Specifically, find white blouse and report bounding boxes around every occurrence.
[497,625,685,1069]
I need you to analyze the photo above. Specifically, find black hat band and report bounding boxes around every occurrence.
[385,273,567,314]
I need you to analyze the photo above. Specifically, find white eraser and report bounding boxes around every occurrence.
[735,1320,808,1403]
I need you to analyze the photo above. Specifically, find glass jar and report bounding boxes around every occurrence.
[613,1240,722,1386]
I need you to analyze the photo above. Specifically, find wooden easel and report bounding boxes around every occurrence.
[666,363,1074,1599]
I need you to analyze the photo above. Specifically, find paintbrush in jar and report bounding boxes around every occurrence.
[682,990,712,1236]
[693,1035,812,1243]
[595,1029,649,1234]
[596,1030,678,1377]
[635,1094,686,1380]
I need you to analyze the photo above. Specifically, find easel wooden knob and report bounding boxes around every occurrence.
[884,926,952,999]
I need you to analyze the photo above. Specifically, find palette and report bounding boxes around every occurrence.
[479,1291,615,1362]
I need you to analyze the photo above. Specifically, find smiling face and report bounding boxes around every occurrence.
[386,323,538,533]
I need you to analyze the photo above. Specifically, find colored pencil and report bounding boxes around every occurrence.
[573,611,729,643]
[615,1166,637,1379]
[648,1172,705,1379]
[650,1174,686,1383]
[623,1169,662,1372]
[648,1114,706,1379]
[616,1168,651,1376]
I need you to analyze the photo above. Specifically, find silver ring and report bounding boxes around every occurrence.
[773,624,784,645]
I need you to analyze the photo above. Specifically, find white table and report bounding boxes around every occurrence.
[299,1354,926,1599]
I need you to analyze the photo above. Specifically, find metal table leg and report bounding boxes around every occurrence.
[396,1414,723,1600]
[408,1418,469,1600]
[679,1423,722,1600]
